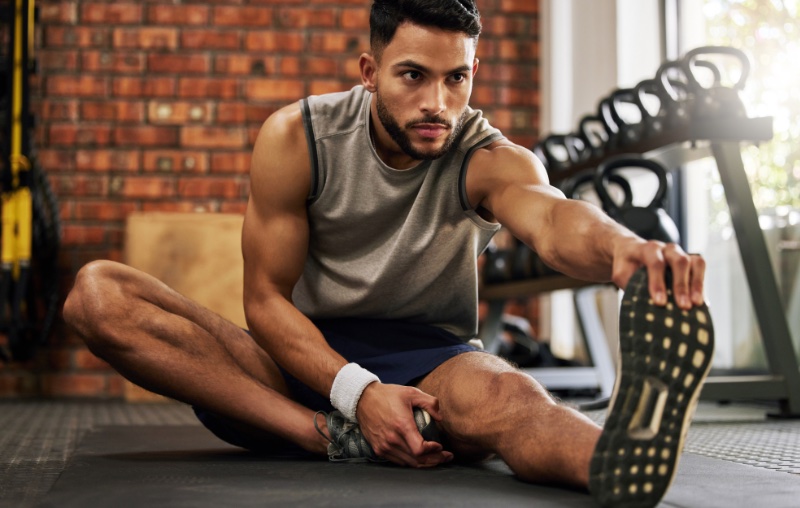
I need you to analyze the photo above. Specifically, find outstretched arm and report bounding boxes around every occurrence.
[467,142,705,308]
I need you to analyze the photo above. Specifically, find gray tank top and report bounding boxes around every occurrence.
[293,85,503,340]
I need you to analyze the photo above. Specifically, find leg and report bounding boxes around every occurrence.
[415,352,601,487]
[63,260,328,454]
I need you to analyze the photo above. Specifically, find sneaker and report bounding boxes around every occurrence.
[589,267,714,508]
[315,408,441,463]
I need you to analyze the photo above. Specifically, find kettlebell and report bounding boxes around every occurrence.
[483,243,514,284]
[681,46,750,119]
[655,60,692,129]
[577,115,608,161]
[597,95,622,150]
[609,88,645,146]
[561,168,634,210]
[594,156,680,244]
[542,133,584,172]
[633,79,665,138]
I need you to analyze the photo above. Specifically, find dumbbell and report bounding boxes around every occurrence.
[682,46,750,119]
[594,156,680,244]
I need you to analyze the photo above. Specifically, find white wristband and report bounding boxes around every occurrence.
[330,363,379,422]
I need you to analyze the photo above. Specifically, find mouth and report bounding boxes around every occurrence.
[411,123,449,140]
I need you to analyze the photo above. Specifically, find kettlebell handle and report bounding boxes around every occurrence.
[594,156,669,213]
[633,79,662,120]
[578,115,608,150]
[609,88,643,128]
[682,46,750,91]
[562,168,634,209]
[655,60,691,104]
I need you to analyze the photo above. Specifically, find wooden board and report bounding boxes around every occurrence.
[122,212,247,402]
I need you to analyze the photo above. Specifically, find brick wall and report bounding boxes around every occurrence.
[0,0,540,398]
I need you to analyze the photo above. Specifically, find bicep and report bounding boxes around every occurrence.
[242,108,311,306]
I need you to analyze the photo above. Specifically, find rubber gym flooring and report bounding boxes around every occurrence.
[1,400,799,507]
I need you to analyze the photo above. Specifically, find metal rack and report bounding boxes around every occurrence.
[478,116,800,417]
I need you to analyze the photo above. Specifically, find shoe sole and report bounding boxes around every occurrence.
[589,267,715,508]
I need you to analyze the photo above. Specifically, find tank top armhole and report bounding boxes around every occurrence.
[301,98,322,203]
[458,132,505,229]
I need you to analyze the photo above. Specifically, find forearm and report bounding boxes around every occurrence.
[538,199,643,282]
[245,294,346,399]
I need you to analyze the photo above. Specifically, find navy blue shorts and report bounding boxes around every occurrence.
[193,317,481,455]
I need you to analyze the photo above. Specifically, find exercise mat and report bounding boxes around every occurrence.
[38,426,800,507]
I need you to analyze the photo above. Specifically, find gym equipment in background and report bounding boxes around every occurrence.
[594,156,680,244]
[0,0,61,363]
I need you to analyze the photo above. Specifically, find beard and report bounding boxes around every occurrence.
[375,90,468,161]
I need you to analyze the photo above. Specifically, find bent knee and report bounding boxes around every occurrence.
[63,260,135,345]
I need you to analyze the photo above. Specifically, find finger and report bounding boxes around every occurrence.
[409,391,442,421]
[689,254,707,305]
[664,244,692,309]
[644,244,668,305]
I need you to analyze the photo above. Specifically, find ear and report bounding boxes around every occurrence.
[360,53,378,92]
[472,58,480,77]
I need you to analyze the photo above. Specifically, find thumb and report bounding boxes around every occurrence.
[409,391,442,421]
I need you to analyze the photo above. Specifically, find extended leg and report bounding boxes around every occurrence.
[415,352,601,487]
[63,260,328,454]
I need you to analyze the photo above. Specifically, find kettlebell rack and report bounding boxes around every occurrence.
[478,115,800,417]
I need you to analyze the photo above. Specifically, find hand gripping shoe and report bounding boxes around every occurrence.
[589,267,714,508]
[316,407,442,462]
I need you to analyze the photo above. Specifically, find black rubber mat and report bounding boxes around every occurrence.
[37,426,800,508]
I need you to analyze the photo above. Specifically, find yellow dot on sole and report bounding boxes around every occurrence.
[696,310,707,324]
[678,343,687,357]
[698,329,710,345]
[664,317,674,327]
[662,449,671,460]
[644,482,653,493]
[681,322,691,335]
[659,465,669,476]
[645,465,654,475]
[672,366,681,378]
[693,350,705,368]
[684,373,695,388]
[647,313,655,322]
[630,465,639,475]
[645,333,653,342]
[629,484,638,494]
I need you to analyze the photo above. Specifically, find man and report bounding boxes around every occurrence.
[63,1,713,507]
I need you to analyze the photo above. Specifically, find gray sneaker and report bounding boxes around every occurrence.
[315,408,441,463]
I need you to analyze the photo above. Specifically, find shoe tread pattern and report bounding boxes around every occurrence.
[589,268,715,508]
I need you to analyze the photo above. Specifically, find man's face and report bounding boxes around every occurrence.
[369,23,478,162]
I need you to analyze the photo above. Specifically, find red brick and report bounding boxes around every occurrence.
[309,33,368,53]
[141,201,217,213]
[81,3,142,24]
[112,77,176,97]
[40,100,79,121]
[244,32,305,52]
[113,177,176,199]
[82,51,145,73]
[49,124,112,146]
[215,103,276,124]
[41,373,108,397]
[143,150,209,173]
[47,348,73,371]
[496,87,539,107]
[148,53,210,74]
[280,57,340,77]
[343,59,361,79]
[213,6,272,27]
[181,30,241,50]
[147,5,210,25]
[147,101,212,125]
[113,28,178,50]
[219,201,248,214]
[244,79,305,101]
[38,50,79,71]
[76,150,140,172]
[40,3,78,23]
[81,101,146,122]
[177,78,238,99]
[498,40,539,61]
[107,374,125,397]
[309,80,347,96]
[47,76,108,97]
[483,16,531,36]
[210,152,251,174]
[38,149,75,171]
[74,201,138,221]
[45,26,110,47]
[180,127,247,149]
[114,126,178,147]
[214,55,277,75]
[500,0,539,14]
[276,8,336,28]
[50,175,109,197]
[62,225,106,245]
[178,178,241,199]
[340,8,369,29]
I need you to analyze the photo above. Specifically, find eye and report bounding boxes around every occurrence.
[403,70,422,81]
[450,73,467,83]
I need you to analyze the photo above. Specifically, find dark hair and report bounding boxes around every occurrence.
[370,0,482,59]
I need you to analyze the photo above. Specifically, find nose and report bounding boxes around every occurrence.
[420,82,446,116]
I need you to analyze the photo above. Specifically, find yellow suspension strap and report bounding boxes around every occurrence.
[1,0,34,362]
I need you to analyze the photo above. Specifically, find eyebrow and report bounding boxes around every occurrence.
[392,60,472,75]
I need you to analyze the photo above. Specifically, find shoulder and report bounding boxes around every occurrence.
[250,101,311,206]
[466,139,549,193]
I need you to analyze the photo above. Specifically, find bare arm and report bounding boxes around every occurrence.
[242,105,450,467]
[241,104,346,398]
[467,142,706,308]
